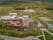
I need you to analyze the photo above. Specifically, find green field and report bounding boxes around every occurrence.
[48,21,53,24]
[44,32,53,40]
[39,31,53,40]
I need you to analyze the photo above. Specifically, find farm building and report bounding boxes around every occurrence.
[0,13,18,20]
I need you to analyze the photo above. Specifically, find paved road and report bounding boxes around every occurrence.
[40,17,53,30]
[0,35,40,40]
[40,17,53,22]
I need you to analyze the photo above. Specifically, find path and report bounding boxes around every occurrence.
[0,35,40,40]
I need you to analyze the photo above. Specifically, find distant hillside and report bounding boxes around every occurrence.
[0,0,53,5]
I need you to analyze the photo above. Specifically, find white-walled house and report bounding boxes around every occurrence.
[0,13,18,20]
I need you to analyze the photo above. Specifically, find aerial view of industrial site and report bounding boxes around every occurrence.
[0,0,53,40]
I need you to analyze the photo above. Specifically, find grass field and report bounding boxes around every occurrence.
[39,31,53,40]
[44,31,53,40]
[48,21,53,24]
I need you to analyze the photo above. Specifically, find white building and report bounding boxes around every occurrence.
[23,9,35,13]
[9,13,17,16]
[23,16,30,27]
[0,13,18,20]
